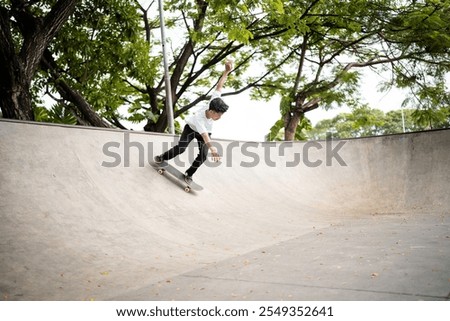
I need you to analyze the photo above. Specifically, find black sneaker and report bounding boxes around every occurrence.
[184,173,193,185]
[154,155,163,164]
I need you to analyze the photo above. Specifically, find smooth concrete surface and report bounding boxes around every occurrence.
[0,119,449,301]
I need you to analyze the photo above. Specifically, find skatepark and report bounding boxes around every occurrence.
[0,119,449,300]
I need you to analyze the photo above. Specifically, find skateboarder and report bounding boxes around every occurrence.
[154,60,233,184]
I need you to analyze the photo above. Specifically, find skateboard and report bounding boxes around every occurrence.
[150,160,203,193]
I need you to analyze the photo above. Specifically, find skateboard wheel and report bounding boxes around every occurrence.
[158,169,165,175]
[184,187,191,193]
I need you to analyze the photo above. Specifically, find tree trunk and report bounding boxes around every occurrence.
[283,94,320,141]
[284,111,303,141]
[0,56,34,120]
[0,76,34,120]
[53,78,110,128]
[0,7,34,120]
[0,0,79,121]
[144,110,168,132]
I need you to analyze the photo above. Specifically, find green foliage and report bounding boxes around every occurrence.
[308,105,449,140]
[251,0,449,139]
[34,107,50,122]
[267,115,312,141]
[21,0,147,126]
[412,107,450,129]
[308,109,376,140]
[267,119,285,141]
[3,0,449,138]
[294,116,313,140]
[34,105,77,125]
[127,99,159,124]
[279,95,293,117]
[2,0,145,126]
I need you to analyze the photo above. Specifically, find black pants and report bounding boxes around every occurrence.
[161,125,210,177]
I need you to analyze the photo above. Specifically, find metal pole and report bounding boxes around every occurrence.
[158,0,175,135]
[401,108,406,133]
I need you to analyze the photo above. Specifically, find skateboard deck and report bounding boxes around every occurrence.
[150,160,203,192]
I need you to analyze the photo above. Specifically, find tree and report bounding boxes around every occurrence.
[308,105,386,139]
[308,105,449,140]
[0,0,80,121]
[258,0,450,140]
[2,0,449,141]
[2,0,296,130]
[132,0,449,137]
[133,0,296,133]
[34,0,146,127]
[383,109,419,134]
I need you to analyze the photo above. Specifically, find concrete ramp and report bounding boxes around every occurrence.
[0,120,449,300]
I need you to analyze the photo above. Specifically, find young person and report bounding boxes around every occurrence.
[155,60,233,184]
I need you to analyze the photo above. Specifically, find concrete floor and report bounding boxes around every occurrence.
[0,120,449,300]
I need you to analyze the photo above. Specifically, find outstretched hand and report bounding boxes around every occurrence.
[225,59,233,73]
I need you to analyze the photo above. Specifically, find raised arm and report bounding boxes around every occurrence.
[215,60,233,92]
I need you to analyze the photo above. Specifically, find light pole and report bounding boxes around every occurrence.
[401,107,406,133]
[158,0,175,135]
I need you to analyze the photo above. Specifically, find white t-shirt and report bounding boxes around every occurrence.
[186,90,221,135]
